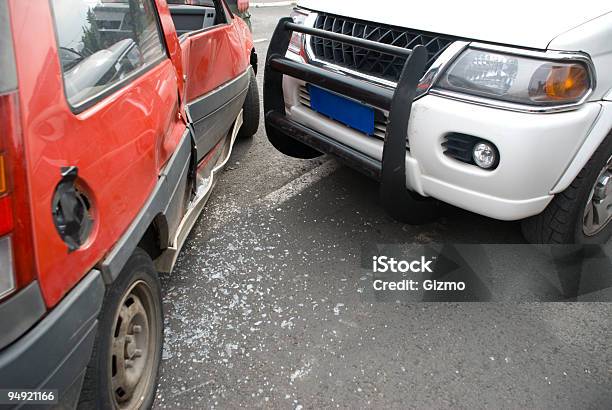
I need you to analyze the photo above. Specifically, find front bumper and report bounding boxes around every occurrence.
[265,18,433,222]
[281,75,602,220]
[0,271,104,408]
[264,19,603,221]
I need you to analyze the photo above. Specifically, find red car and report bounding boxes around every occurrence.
[0,0,258,408]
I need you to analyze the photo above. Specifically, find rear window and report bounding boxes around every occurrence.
[51,0,166,109]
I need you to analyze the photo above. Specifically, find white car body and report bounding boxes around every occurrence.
[281,0,612,221]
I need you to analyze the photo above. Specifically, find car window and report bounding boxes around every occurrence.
[166,0,228,37]
[0,0,17,93]
[51,0,166,109]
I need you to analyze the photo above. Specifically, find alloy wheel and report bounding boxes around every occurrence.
[583,154,612,236]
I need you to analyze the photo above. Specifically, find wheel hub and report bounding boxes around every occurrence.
[110,281,155,409]
[583,156,612,236]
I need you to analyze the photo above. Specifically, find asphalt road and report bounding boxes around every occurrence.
[154,4,612,409]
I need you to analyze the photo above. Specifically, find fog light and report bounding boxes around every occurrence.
[472,142,498,170]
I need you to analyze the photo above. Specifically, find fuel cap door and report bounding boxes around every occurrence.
[51,166,93,252]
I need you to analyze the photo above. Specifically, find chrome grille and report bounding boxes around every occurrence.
[310,13,454,82]
[298,85,311,107]
[372,121,387,140]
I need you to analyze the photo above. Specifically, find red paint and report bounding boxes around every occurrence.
[154,0,185,102]
[0,196,13,236]
[5,0,254,307]
[181,18,252,103]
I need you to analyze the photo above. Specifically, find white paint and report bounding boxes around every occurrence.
[549,12,612,102]
[260,160,340,207]
[283,75,605,220]
[297,0,612,49]
[253,38,268,43]
[552,101,612,193]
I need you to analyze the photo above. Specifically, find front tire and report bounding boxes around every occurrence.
[522,132,612,244]
[79,248,163,410]
[238,70,260,139]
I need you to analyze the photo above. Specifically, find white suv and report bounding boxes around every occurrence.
[263,0,612,244]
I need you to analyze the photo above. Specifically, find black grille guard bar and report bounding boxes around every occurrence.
[269,57,394,110]
[264,18,436,222]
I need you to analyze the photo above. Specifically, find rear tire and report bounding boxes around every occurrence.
[522,132,612,244]
[78,248,163,410]
[238,70,260,138]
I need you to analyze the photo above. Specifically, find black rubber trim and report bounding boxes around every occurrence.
[379,45,428,220]
[187,69,250,161]
[264,18,293,118]
[263,18,327,159]
[0,270,104,403]
[99,130,192,283]
[266,111,381,180]
[0,281,46,350]
[191,87,248,159]
[186,69,250,122]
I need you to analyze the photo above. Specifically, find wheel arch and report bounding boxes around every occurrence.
[97,130,193,285]
[137,213,169,262]
[552,102,612,194]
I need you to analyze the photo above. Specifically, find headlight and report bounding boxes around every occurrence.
[288,8,309,55]
[435,48,593,107]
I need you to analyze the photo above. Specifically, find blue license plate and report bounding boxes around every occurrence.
[309,86,375,135]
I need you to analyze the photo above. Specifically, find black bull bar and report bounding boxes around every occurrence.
[264,18,438,222]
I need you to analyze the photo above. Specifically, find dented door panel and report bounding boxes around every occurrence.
[179,13,251,162]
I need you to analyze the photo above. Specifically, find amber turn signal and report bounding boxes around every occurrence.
[544,64,589,101]
[529,63,591,104]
